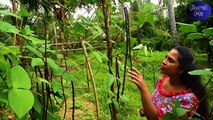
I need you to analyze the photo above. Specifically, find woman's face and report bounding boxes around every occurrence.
[160,49,182,75]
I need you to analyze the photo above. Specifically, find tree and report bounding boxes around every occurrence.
[167,0,179,46]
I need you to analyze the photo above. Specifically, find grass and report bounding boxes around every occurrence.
[56,49,212,120]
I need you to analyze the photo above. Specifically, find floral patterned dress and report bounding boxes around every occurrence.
[152,75,199,119]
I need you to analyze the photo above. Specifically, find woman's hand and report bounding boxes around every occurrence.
[128,67,148,92]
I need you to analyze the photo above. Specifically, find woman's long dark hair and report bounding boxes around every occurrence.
[174,46,208,119]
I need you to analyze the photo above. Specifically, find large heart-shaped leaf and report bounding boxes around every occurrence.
[10,65,31,89]
[8,89,34,118]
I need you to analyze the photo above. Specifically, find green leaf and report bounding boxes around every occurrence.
[33,95,42,114]
[7,54,19,65]
[21,35,45,45]
[31,58,44,67]
[112,99,119,110]
[24,25,34,35]
[19,5,31,17]
[177,23,197,33]
[136,12,145,27]
[92,51,102,63]
[0,20,20,34]
[176,107,189,116]
[73,22,86,35]
[210,40,213,46]
[36,78,51,87]
[47,58,64,76]
[130,37,137,48]
[186,33,205,40]
[8,89,34,118]
[10,65,31,89]
[107,74,115,88]
[133,44,143,50]
[146,14,155,27]
[162,112,175,120]
[202,28,213,37]
[0,92,8,105]
[0,10,22,19]
[25,45,43,58]
[52,82,62,93]
[62,72,77,82]
[189,69,213,75]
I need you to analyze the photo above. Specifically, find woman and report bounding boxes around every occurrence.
[128,46,208,120]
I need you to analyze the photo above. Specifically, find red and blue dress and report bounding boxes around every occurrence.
[152,75,199,119]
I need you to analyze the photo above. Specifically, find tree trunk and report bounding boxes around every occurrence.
[167,0,179,47]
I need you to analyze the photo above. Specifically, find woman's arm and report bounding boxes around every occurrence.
[128,67,158,120]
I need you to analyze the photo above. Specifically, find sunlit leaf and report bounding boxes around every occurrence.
[0,10,21,19]
[10,65,31,89]
[19,5,31,17]
[177,22,197,33]
[25,45,42,58]
[146,14,155,27]
[133,44,143,50]
[162,112,175,120]
[202,28,213,37]
[92,51,102,63]
[62,72,77,82]
[21,35,45,45]
[189,69,213,75]
[31,58,44,67]
[8,89,34,118]
[24,25,34,35]
[210,41,213,46]
[176,107,188,116]
[47,58,64,76]
[52,82,62,93]
[186,33,205,40]
[0,21,20,34]
[36,78,51,87]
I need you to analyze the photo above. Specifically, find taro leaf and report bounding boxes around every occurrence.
[0,21,20,34]
[47,58,64,76]
[10,65,31,89]
[36,78,51,87]
[62,72,77,82]
[31,58,44,67]
[176,107,189,116]
[0,10,22,20]
[189,69,213,75]
[186,33,205,40]
[92,51,102,63]
[8,89,34,118]
[202,28,213,37]
[25,45,42,58]
[177,22,197,33]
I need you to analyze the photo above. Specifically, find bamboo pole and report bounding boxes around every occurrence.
[81,40,100,119]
